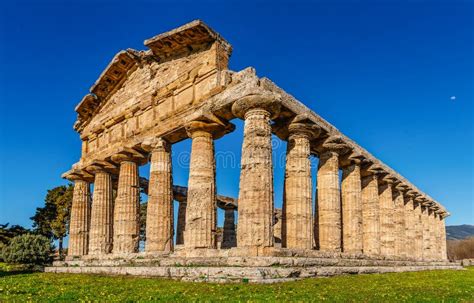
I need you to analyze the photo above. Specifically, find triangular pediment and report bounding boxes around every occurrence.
[74,20,232,134]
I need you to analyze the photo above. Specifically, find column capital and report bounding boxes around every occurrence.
[62,169,94,183]
[288,121,320,140]
[231,93,281,120]
[141,137,170,153]
[84,160,118,175]
[185,120,234,140]
[111,147,147,165]
[314,135,350,156]
[339,151,364,168]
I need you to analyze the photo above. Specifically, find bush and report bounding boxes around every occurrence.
[447,237,474,260]
[0,243,4,262]
[1,234,53,266]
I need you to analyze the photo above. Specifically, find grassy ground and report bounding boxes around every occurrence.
[0,265,473,302]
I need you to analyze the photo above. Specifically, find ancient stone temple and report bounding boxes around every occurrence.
[47,20,461,282]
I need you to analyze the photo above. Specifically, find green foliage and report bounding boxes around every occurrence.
[0,243,4,262]
[30,184,74,257]
[140,202,147,242]
[1,234,52,266]
[0,223,30,245]
[0,267,473,301]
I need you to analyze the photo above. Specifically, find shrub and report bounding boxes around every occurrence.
[1,234,53,266]
[447,237,474,260]
[0,243,4,262]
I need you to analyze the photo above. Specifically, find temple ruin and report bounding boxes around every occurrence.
[47,20,461,282]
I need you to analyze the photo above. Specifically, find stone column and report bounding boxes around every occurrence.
[428,209,436,260]
[421,205,431,260]
[88,168,114,255]
[184,120,232,249]
[144,138,174,252]
[317,151,341,252]
[413,201,423,260]
[403,195,416,259]
[341,160,363,253]
[176,202,186,245]
[68,178,91,257]
[440,215,447,260]
[361,174,380,256]
[433,213,441,260]
[232,95,280,251]
[273,208,283,247]
[379,181,395,257]
[282,122,314,249]
[221,208,237,249]
[112,157,140,254]
[393,189,406,258]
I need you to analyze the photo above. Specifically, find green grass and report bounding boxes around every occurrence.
[0,265,473,302]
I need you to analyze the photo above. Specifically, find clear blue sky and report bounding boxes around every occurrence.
[1,1,473,231]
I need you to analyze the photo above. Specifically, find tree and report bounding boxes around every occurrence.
[0,223,30,245]
[30,184,74,258]
[1,234,53,267]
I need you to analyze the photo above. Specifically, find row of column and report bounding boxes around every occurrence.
[68,94,447,261]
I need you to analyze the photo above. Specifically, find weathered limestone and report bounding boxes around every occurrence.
[428,210,437,260]
[221,208,237,249]
[403,196,416,259]
[379,181,395,257]
[393,190,406,258]
[184,120,233,249]
[112,156,140,254]
[88,168,114,255]
[176,202,186,245]
[232,94,280,251]
[58,21,453,280]
[282,122,315,249]
[413,201,423,260]
[340,160,363,253]
[68,179,91,256]
[316,151,341,252]
[440,216,447,260]
[361,174,380,256]
[273,208,283,247]
[143,138,174,252]
[421,206,431,260]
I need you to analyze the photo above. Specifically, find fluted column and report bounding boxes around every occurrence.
[413,201,423,260]
[379,181,395,257]
[68,179,91,257]
[393,190,406,258]
[282,122,314,249]
[428,209,437,260]
[144,138,174,252]
[341,160,363,253]
[221,208,237,249]
[421,205,431,260]
[361,174,380,256]
[232,95,280,250]
[184,120,233,249]
[440,215,447,260]
[273,208,283,247]
[88,169,114,255]
[112,157,140,254]
[403,195,416,259]
[176,202,186,245]
[316,150,341,252]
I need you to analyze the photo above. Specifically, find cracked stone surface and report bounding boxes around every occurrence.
[68,180,91,256]
[361,174,380,256]
[88,170,114,255]
[145,138,174,252]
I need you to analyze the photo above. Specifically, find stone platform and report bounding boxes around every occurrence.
[45,254,463,283]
